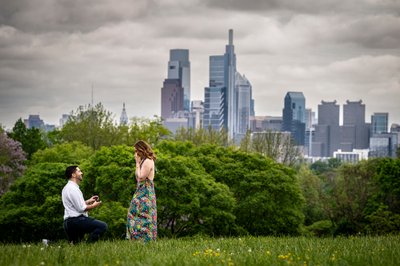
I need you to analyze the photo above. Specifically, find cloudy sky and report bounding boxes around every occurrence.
[1,0,399,130]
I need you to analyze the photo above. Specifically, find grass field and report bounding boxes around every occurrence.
[1,235,399,266]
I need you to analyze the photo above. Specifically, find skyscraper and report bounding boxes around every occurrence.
[203,29,252,141]
[224,29,237,139]
[342,100,369,149]
[203,87,225,131]
[161,79,184,119]
[236,72,252,134]
[282,92,306,145]
[371,112,388,134]
[24,115,44,129]
[312,100,340,157]
[168,49,191,112]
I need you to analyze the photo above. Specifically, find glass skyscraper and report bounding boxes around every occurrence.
[236,72,251,134]
[282,92,306,145]
[224,29,237,139]
[203,29,253,141]
[371,112,388,134]
[203,86,225,131]
[168,49,191,112]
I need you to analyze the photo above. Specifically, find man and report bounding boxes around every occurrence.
[62,165,107,243]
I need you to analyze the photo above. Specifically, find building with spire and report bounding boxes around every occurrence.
[203,29,253,141]
[120,103,128,126]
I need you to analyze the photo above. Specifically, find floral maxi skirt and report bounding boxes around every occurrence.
[126,179,157,242]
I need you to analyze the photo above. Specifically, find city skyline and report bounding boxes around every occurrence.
[1,0,399,129]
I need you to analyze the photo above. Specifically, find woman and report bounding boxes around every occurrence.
[126,140,157,242]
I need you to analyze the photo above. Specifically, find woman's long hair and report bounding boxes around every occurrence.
[134,140,156,161]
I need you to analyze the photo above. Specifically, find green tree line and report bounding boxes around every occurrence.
[0,103,399,242]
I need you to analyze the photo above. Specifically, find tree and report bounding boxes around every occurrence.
[8,119,46,159]
[0,162,67,242]
[325,160,379,235]
[174,126,233,147]
[0,133,26,196]
[30,142,93,165]
[296,165,328,226]
[61,104,171,149]
[0,142,96,242]
[43,128,63,147]
[82,144,238,238]
[239,131,302,166]
[158,141,305,235]
[128,116,171,147]
[61,103,119,150]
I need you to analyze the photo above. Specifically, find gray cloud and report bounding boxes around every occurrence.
[0,0,155,32]
[0,0,399,129]
[203,0,400,16]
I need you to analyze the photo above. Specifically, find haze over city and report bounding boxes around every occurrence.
[1,0,399,129]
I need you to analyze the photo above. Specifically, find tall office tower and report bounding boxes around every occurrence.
[370,133,398,158]
[224,29,237,139]
[305,108,316,129]
[342,100,369,149]
[282,92,306,145]
[168,49,191,112]
[161,79,184,119]
[203,29,251,141]
[24,115,44,129]
[210,56,225,87]
[120,103,128,126]
[391,123,400,144]
[305,108,316,156]
[203,55,226,131]
[371,112,388,134]
[236,72,251,134]
[203,87,225,131]
[59,114,70,128]
[250,99,255,117]
[312,101,340,157]
[189,100,204,129]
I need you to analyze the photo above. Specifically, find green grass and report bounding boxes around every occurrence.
[1,236,399,266]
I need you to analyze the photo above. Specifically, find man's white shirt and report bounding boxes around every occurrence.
[62,180,88,220]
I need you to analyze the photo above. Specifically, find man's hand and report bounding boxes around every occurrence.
[86,195,100,205]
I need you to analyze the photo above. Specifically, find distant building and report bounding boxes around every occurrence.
[250,116,282,132]
[24,115,44,129]
[168,49,191,112]
[163,117,188,134]
[333,149,369,163]
[305,108,316,129]
[202,29,253,141]
[342,100,369,150]
[282,92,306,146]
[203,86,225,131]
[120,103,129,126]
[161,79,184,120]
[371,112,388,135]
[236,72,251,134]
[390,123,400,148]
[312,100,340,157]
[59,114,70,128]
[369,133,398,158]
[189,100,204,129]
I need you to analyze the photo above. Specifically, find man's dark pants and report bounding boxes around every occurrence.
[64,215,107,243]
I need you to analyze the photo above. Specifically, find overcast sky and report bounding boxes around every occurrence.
[1,0,399,130]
